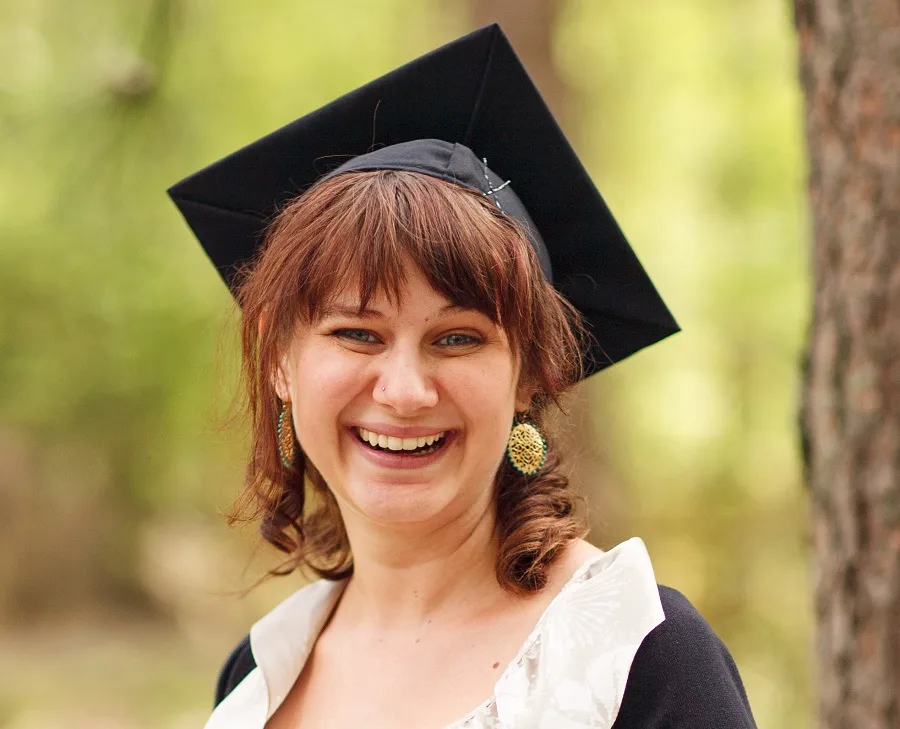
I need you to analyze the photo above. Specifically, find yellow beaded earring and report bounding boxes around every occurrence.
[277,400,295,468]
[506,413,547,476]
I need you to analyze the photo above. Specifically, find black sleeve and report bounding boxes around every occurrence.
[213,634,258,708]
[611,586,757,728]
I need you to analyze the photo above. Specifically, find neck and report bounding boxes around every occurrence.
[335,499,507,629]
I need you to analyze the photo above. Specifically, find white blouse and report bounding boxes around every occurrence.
[204,537,665,729]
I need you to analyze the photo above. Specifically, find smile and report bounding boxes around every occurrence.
[356,427,447,454]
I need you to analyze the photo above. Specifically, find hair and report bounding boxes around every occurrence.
[232,169,589,594]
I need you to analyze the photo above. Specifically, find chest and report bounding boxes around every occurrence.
[265,617,536,729]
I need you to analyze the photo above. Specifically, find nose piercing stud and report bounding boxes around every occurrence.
[381,386,386,392]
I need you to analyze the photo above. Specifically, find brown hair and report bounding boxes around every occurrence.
[233,170,588,594]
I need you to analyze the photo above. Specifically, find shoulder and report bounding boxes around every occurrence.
[212,576,345,708]
[612,586,757,728]
[213,634,256,708]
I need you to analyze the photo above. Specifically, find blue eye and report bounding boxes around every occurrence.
[438,333,481,347]
[334,329,379,343]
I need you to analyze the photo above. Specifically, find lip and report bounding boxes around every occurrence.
[348,427,457,470]
[352,422,455,438]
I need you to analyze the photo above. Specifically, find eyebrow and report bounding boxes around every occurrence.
[319,303,475,320]
[318,305,384,320]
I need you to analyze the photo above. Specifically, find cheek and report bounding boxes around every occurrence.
[445,357,518,434]
[289,348,367,430]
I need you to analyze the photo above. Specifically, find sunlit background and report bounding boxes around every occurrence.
[0,0,811,727]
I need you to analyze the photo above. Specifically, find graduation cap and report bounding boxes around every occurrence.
[168,23,678,377]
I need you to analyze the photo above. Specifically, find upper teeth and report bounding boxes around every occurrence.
[357,428,445,451]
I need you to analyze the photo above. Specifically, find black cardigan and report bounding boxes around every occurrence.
[213,585,757,728]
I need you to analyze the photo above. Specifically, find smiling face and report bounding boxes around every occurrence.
[236,171,587,586]
[275,262,530,531]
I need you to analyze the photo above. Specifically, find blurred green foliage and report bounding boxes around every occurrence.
[0,0,810,727]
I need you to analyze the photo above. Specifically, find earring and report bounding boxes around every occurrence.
[506,413,547,476]
[277,400,295,468]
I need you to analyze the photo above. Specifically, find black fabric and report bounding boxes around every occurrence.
[213,634,255,709]
[212,585,756,727]
[167,23,679,377]
[610,586,757,728]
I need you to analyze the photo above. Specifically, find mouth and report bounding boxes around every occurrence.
[353,427,452,458]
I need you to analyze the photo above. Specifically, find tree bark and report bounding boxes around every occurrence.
[795,1,900,727]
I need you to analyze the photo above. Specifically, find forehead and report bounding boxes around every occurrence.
[324,264,443,307]
[319,266,490,323]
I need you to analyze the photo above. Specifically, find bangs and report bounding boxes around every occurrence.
[268,170,539,345]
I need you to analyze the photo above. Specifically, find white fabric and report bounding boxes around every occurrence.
[204,537,664,729]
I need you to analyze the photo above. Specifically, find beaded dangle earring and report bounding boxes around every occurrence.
[506,413,547,476]
[277,400,296,469]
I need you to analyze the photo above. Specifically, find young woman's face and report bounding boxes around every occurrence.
[275,263,530,532]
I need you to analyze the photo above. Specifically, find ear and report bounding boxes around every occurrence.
[261,310,293,402]
[514,377,536,413]
[273,367,291,402]
[272,348,293,402]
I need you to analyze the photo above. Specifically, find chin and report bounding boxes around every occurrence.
[345,476,463,527]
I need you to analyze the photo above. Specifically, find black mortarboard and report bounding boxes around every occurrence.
[168,23,678,377]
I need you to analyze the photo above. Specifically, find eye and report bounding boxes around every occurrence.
[333,329,380,344]
[436,332,482,347]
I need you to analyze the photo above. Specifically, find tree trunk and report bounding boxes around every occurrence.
[795,1,900,727]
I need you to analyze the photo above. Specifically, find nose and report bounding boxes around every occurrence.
[373,345,438,414]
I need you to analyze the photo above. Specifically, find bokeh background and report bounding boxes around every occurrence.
[0,0,811,727]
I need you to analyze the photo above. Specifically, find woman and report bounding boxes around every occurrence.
[170,25,757,729]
